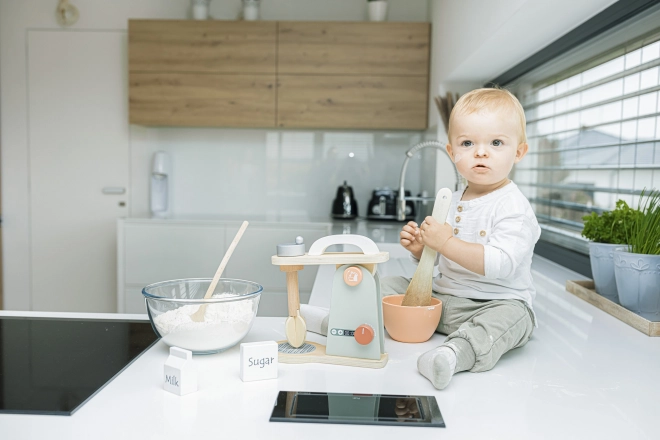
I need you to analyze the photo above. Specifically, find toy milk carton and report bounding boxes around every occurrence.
[240,341,278,382]
[164,347,198,396]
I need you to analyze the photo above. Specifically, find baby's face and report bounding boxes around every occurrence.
[447,109,528,188]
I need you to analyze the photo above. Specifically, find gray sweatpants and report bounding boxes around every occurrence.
[381,276,535,372]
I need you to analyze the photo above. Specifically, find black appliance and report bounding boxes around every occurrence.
[331,181,358,219]
[0,317,158,415]
[367,187,415,221]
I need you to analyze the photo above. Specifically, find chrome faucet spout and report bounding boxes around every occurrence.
[397,140,460,221]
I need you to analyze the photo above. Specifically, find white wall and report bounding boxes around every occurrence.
[427,0,620,192]
[0,0,429,309]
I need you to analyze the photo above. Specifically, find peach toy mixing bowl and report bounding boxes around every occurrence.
[382,295,442,343]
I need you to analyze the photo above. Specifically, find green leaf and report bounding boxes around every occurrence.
[581,199,642,245]
[628,189,660,255]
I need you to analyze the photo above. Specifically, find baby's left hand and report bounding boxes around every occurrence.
[419,216,453,253]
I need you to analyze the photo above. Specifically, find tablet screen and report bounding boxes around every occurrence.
[270,391,445,428]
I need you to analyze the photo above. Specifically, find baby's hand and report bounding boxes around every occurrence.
[419,216,453,253]
[400,221,424,260]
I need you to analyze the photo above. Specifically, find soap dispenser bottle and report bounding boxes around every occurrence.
[150,151,171,218]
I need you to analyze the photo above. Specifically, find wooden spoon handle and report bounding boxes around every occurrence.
[418,187,453,260]
[401,188,453,307]
[429,188,453,227]
[203,221,249,299]
[419,187,453,271]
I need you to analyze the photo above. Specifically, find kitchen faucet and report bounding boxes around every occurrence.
[397,140,460,221]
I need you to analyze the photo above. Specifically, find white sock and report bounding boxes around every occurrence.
[417,346,457,390]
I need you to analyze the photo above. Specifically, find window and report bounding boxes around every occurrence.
[503,4,660,255]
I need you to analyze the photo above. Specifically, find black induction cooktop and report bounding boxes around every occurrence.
[0,316,159,416]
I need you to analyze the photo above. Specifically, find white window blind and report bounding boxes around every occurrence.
[510,22,660,254]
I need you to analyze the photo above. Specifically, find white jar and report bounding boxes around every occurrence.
[243,0,260,21]
[191,0,209,20]
[368,1,388,22]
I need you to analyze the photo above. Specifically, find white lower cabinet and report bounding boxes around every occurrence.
[123,224,227,284]
[118,219,331,315]
[124,287,148,314]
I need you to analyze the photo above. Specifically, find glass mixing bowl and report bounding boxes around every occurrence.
[142,278,263,354]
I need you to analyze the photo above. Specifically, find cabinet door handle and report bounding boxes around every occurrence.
[102,187,126,195]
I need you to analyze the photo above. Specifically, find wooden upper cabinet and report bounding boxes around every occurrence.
[277,75,428,130]
[130,73,276,127]
[277,21,430,76]
[128,20,430,129]
[128,20,277,127]
[129,20,276,73]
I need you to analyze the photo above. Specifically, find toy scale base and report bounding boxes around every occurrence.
[277,340,388,369]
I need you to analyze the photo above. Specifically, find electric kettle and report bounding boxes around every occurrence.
[331,181,358,219]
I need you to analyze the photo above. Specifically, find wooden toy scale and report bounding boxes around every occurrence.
[271,235,390,368]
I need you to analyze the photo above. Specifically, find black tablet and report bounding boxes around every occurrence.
[270,391,445,428]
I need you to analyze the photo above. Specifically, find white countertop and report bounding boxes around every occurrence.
[123,215,405,244]
[2,246,660,439]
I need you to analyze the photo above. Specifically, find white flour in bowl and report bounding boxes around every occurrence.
[153,294,257,352]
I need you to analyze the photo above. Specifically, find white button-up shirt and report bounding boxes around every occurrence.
[411,181,541,324]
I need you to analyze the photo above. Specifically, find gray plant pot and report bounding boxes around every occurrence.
[588,242,620,304]
[613,249,660,321]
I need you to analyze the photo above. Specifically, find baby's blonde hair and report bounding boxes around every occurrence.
[448,87,527,144]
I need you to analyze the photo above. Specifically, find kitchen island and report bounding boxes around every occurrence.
[2,250,660,439]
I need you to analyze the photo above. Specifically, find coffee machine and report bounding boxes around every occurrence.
[366,187,415,221]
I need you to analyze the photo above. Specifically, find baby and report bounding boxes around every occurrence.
[384,87,541,389]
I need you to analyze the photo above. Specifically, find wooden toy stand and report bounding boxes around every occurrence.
[272,235,389,368]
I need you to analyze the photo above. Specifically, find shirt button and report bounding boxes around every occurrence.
[453,228,459,235]
[480,230,486,237]
[457,206,463,212]
[455,216,461,223]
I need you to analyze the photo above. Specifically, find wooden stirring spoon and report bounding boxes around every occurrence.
[401,188,453,307]
[190,221,249,322]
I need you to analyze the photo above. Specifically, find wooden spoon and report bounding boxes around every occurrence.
[401,189,453,307]
[190,221,249,322]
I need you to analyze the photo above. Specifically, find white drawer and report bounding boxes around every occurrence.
[123,223,226,285]
[256,290,311,317]
[124,286,148,315]
[223,223,329,291]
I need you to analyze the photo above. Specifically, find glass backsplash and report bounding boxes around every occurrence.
[130,127,436,221]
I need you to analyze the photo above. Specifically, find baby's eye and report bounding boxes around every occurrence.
[460,140,473,147]
[492,139,503,146]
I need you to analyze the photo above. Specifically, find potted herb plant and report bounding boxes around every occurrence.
[367,0,388,22]
[613,190,660,320]
[581,200,641,303]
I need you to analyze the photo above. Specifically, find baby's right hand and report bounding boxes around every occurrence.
[400,221,424,260]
